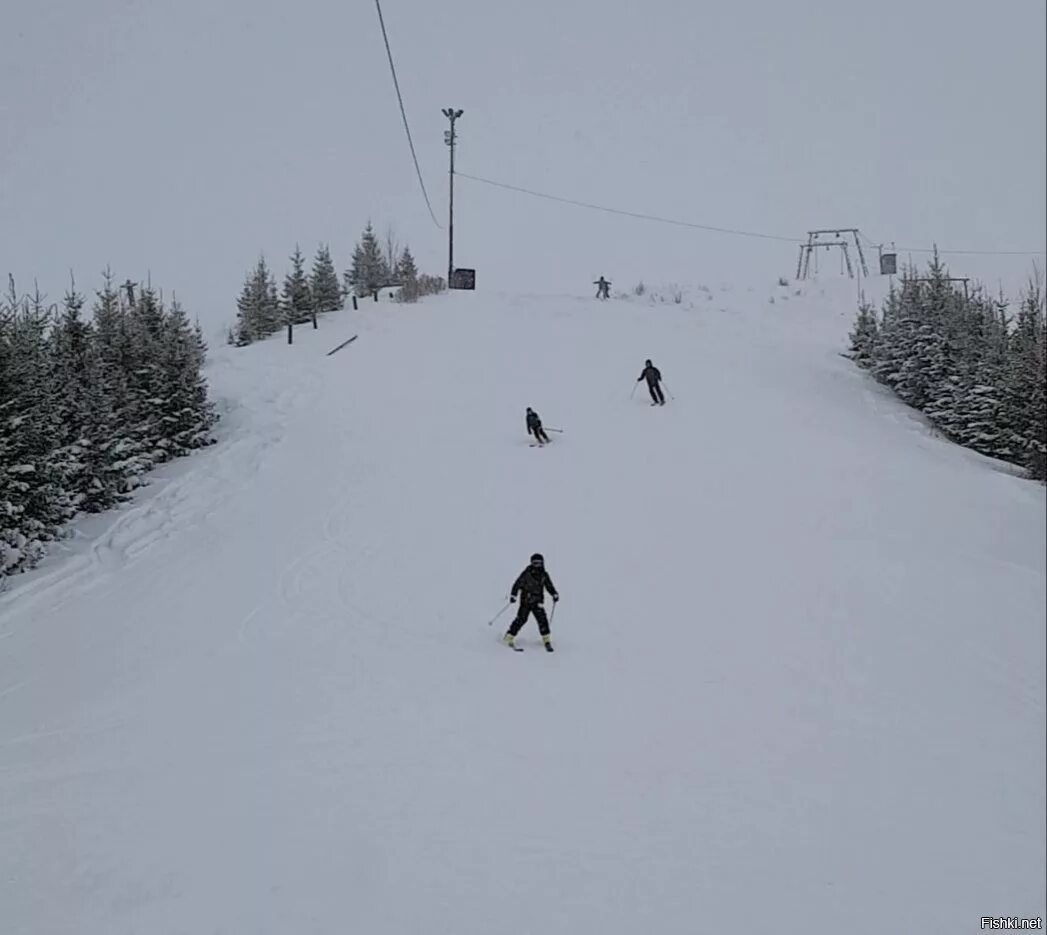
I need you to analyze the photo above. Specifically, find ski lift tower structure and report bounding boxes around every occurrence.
[796,229,869,281]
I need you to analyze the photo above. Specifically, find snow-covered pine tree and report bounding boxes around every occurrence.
[50,279,96,516]
[74,339,128,513]
[943,291,1010,459]
[0,281,66,573]
[89,270,146,492]
[157,297,218,456]
[849,301,879,365]
[346,222,389,297]
[235,255,282,344]
[871,271,922,402]
[124,284,168,470]
[1001,277,1047,477]
[395,246,420,302]
[234,268,260,346]
[1,268,220,577]
[310,243,343,314]
[49,283,129,515]
[1031,314,1047,480]
[282,245,313,324]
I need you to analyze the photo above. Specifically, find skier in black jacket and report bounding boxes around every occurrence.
[638,359,665,405]
[526,407,550,445]
[503,553,559,651]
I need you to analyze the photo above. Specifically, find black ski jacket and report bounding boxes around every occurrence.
[526,410,543,434]
[511,566,558,605]
[639,364,662,386]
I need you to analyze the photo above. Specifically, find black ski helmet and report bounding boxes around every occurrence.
[530,552,544,565]
[645,358,652,366]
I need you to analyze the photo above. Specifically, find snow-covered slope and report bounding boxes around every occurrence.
[1,281,1044,934]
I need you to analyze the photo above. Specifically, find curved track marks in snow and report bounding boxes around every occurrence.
[1,286,1044,935]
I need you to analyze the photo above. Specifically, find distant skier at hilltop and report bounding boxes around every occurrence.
[638,359,666,405]
[594,276,611,299]
[503,553,559,652]
[526,407,551,445]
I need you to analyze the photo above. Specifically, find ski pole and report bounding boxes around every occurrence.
[630,381,638,400]
[550,602,557,625]
[661,383,675,400]
[486,602,512,626]
[546,427,564,433]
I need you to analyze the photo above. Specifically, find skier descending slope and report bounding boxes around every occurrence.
[526,407,551,446]
[638,359,666,405]
[503,553,559,652]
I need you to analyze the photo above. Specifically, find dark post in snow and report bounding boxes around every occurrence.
[442,108,463,287]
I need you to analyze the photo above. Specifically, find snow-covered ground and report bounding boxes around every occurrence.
[1,280,1044,934]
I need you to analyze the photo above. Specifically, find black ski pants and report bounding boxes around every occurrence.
[508,602,550,637]
[647,381,665,404]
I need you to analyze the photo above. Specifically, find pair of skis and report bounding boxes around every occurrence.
[505,640,553,653]
[529,427,562,447]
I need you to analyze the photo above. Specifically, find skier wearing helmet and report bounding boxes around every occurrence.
[504,553,559,652]
[525,407,551,446]
[638,358,665,405]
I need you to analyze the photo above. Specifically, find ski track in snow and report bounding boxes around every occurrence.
[0,353,313,628]
[0,281,1044,935]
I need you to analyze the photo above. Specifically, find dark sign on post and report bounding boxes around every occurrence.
[879,253,897,275]
[450,268,476,290]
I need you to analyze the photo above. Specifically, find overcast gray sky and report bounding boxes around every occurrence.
[1,0,1044,331]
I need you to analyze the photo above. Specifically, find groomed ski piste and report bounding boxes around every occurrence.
[1,279,1044,934]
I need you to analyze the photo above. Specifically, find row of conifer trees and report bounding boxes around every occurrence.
[0,272,217,576]
[850,256,1046,480]
[231,223,445,347]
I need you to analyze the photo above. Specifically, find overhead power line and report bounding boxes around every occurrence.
[858,228,1044,258]
[455,171,801,244]
[459,170,1046,258]
[374,0,441,228]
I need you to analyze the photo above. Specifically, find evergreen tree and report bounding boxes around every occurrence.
[310,243,343,314]
[235,255,282,345]
[852,256,1047,480]
[157,298,218,456]
[346,222,389,296]
[849,301,879,364]
[89,270,144,492]
[1001,278,1047,477]
[50,280,95,514]
[395,246,420,302]
[282,245,313,324]
[125,284,167,467]
[0,268,219,576]
[0,284,65,571]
